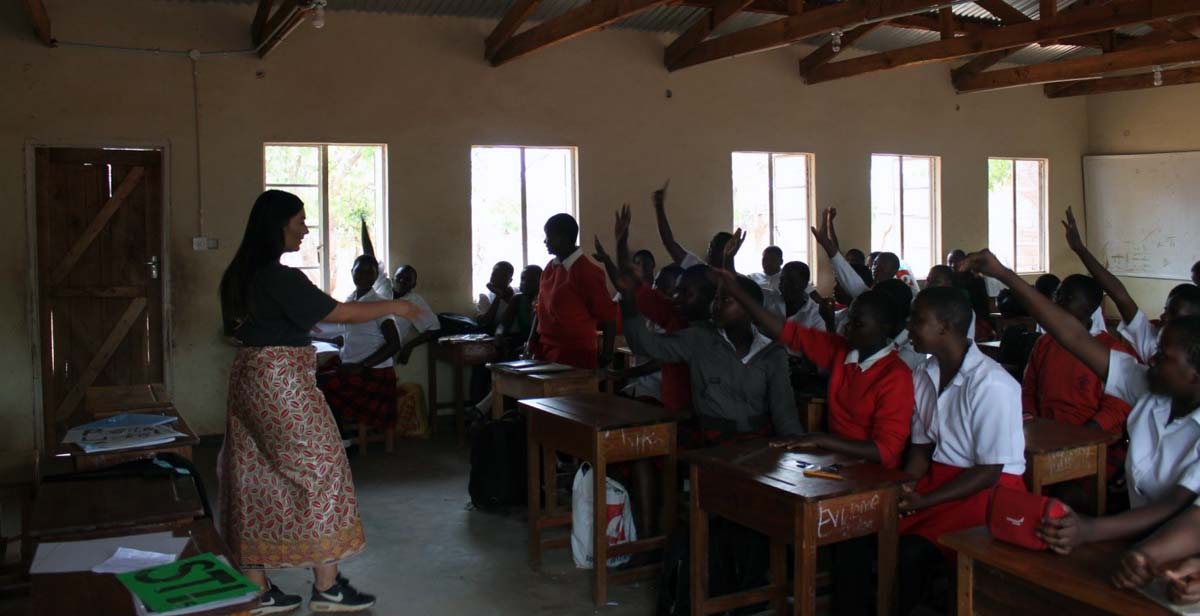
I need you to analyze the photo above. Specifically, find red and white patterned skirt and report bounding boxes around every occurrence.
[218,346,366,569]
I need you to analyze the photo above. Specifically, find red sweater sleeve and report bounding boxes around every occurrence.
[780,320,847,371]
[1021,336,1044,416]
[634,283,677,329]
[579,261,618,323]
[869,362,915,470]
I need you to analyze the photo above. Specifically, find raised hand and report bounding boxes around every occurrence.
[652,179,669,210]
[959,249,1007,278]
[1062,206,1086,253]
[810,208,839,257]
[614,204,632,243]
[593,235,614,268]
[721,228,746,270]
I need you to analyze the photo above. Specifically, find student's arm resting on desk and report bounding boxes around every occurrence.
[900,464,1003,513]
[1041,486,1197,555]
[1115,505,1200,589]
[1063,207,1140,324]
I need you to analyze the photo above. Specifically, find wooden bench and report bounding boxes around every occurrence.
[1024,418,1118,515]
[522,394,679,608]
[489,361,600,419]
[427,335,497,443]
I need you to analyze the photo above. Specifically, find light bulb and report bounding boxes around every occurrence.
[1153,65,1163,87]
[831,30,843,53]
[311,1,326,29]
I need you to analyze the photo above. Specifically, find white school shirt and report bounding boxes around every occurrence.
[831,253,870,300]
[763,289,787,317]
[788,299,826,331]
[395,291,440,341]
[679,249,705,270]
[983,276,1006,298]
[1104,349,1200,508]
[910,343,1026,475]
[477,290,512,334]
[749,271,781,293]
[718,325,774,365]
[889,330,928,371]
[1117,309,1160,364]
[338,289,399,368]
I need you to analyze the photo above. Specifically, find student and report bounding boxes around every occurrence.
[873,279,923,370]
[812,207,920,301]
[1115,504,1200,603]
[945,249,966,271]
[653,263,683,298]
[999,273,1060,317]
[958,249,1200,559]
[749,246,784,292]
[845,248,867,268]
[925,264,954,289]
[780,261,827,332]
[498,265,541,345]
[476,261,515,333]
[527,213,617,369]
[652,183,739,271]
[389,265,441,364]
[631,249,657,287]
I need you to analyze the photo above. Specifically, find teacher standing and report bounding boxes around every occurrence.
[218,190,416,614]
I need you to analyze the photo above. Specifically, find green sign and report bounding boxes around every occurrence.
[116,553,258,614]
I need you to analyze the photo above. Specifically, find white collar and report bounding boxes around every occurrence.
[844,345,894,372]
[553,247,583,269]
[924,341,987,388]
[719,324,774,364]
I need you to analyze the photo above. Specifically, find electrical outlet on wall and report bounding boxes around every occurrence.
[192,236,208,251]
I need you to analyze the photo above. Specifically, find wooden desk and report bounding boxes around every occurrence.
[979,340,1003,361]
[522,394,678,608]
[800,398,827,433]
[489,362,600,420]
[54,407,200,471]
[427,335,497,442]
[30,475,204,540]
[685,441,909,616]
[1024,418,1117,515]
[31,519,256,616]
[942,527,1172,616]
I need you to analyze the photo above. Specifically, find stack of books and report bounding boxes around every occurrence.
[62,413,186,454]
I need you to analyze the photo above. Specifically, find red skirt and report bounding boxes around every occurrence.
[899,462,1026,559]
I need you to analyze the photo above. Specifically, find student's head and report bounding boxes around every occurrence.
[1034,273,1061,298]
[705,232,734,267]
[761,246,784,276]
[780,261,811,304]
[393,265,417,297]
[543,213,579,258]
[907,287,973,354]
[673,265,717,322]
[712,275,763,329]
[925,265,955,289]
[654,264,683,296]
[1147,316,1200,398]
[1193,261,1200,286]
[1164,284,1200,324]
[220,190,305,334]
[490,261,515,289]
[835,263,874,305]
[1053,274,1103,326]
[351,255,378,292]
[632,249,657,284]
[519,265,542,296]
[845,249,866,268]
[872,278,914,338]
[844,290,902,353]
[946,249,967,271]
[872,252,900,283]
[867,251,881,269]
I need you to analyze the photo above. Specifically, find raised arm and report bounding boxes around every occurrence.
[1063,207,1139,323]
[814,208,869,299]
[961,249,1111,382]
[361,217,375,259]
[614,204,633,271]
[652,182,688,265]
[714,234,787,340]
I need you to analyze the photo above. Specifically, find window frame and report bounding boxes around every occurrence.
[869,153,942,279]
[262,142,389,294]
[730,150,818,275]
[988,156,1049,275]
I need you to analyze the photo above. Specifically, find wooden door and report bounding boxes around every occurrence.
[34,147,165,449]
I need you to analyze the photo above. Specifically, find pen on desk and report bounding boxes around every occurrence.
[802,469,843,481]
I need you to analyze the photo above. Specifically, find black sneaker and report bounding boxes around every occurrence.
[310,576,376,612]
[252,579,302,615]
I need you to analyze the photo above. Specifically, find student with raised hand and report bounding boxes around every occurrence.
[1063,206,1200,362]
[780,261,827,332]
[651,181,740,271]
[749,245,784,292]
[958,249,1200,559]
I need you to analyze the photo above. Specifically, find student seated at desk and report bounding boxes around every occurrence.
[749,245,783,292]
[1115,501,1200,605]
[815,208,922,301]
[497,265,541,348]
[780,261,826,332]
[388,264,441,364]
[958,249,1200,561]
[475,261,515,334]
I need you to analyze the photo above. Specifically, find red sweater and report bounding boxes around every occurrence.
[633,283,691,412]
[1022,332,1135,433]
[780,321,914,469]
[536,252,618,352]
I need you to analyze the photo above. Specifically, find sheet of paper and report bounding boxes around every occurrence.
[91,547,177,574]
[31,532,190,574]
[1138,579,1200,615]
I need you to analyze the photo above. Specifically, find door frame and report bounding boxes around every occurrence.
[24,139,175,447]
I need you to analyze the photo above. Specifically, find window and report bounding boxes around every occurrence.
[470,146,578,298]
[264,144,387,300]
[988,158,1047,274]
[730,152,815,274]
[870,154,940,278]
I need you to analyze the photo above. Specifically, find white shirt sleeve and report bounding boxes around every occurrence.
[475,292,493,317]
[372,261,392,298]
[680,250,704,269]
[1118,309,1158,363]
[408,294,441,333]
[967,311,976,340]
[763,289,787,317]
[909,369,938,445]
[967,377,1026,467]
[830,253,869,300]
[1104,349,1150,406]
[1175,461,1200,496]
[983,276,1006,298]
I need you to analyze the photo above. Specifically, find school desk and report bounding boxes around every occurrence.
[684,440,909,616]
[941,526,1173,615]
[55,395,200,471]
[29,474,204,541]
[489,361,600,419]
[31,519,258,616]
[1024,418,1118,516]
[521,394,678,608]
[427,335,498,443]
[799,397,827,433]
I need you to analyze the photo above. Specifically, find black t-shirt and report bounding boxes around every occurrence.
[234,263,337,347]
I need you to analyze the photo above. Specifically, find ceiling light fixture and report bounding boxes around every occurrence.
[1153,65,1163,87]
[310,0,328,29]
[831,29,844,53]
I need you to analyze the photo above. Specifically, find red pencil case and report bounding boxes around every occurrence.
[986,484,1067,550]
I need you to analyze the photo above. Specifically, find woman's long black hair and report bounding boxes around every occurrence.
[219,190,304,336]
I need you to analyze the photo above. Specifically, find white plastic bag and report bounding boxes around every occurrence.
[570,463,637,569]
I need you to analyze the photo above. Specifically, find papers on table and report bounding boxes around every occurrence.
[62,421,185,454]
[91,548,177,574]
[31,532,190,574]
[512,363,575,374]
[1138,579,1200,615]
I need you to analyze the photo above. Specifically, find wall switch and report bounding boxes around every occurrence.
[192,236,208,251]
[207,238,219,250]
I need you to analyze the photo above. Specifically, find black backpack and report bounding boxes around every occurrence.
[468,410,527,511]
[437,312,484,337]
[657,520,771,616]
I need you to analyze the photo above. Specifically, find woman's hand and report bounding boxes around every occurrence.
[1038,505,1090,555]
[614,204,632,243]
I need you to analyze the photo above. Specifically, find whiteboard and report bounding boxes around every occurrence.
[1083,151,1200,281]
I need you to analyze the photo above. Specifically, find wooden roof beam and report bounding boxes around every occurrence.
[486,0,544,61]
[1044,64,1200,96]
[666,0,759,69]
[491,0,673,66]
[253,0,275,43]
[954,37,1200,92]
[949,46,1021,80]
[797,21,884,77]
[256,0,312,58]
[973,0,1031,24]
[22,0,54,47]
[803,0,1200,84]
[888,13,997,35]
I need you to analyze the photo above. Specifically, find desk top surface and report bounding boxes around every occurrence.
[1024,417,1118,453]
[684,439,911,502]
[30,475,204,538]
[31,519,258,616]
[490,360,597,380]
[941,526,1172,615]
[521,394,679,430]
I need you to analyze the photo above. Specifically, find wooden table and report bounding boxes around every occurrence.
[490,361,600,420]
[31,519,257,616]
[54,406,200,471]
[800,398,827,433]
[685,441,909,616]
[522,394,679,608]
[942,526,1172,615]
[427,335,497,442]
[30,475,204,541]
[1024,418,1118,515]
